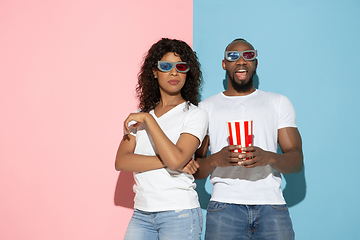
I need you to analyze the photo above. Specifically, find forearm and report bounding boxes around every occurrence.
[269,149,303,174]
[273,127,304,174]
[115,153,165,172]
[115,127,166,172]
[194,143,243,179]
[144,114,198,171]
[193,154,217,179]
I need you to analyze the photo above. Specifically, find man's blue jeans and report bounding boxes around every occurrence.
[205,201,295,240]
[124,207,203,240]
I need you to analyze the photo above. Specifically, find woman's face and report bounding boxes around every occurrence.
[153,52,187,97]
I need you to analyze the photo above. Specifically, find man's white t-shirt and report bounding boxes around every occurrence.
[199,89,297,205]
[131,102,208,212]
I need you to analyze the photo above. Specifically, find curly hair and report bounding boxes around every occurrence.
[136,38,202,112]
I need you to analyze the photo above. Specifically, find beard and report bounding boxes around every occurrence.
[227,69,256,93]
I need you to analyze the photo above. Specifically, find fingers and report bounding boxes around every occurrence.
[239,158,257,168]
[227,145,242,152]
[181,159,200,175]
[123,113,133,134]
[123,120,130,135]
[123,119,135,135]
[191,159,199,168]
[236,149,256,167]
[123,112,150,134]
[187,166,197,174]
[219,145,269,168]
[188,159,199,173]
[228,155,242,163]
[123,113,139,135]
[183,165,196,175]
[237,147,268,168]
[240,146,257,152]
[216,145,243,166]
[225,145,242,162]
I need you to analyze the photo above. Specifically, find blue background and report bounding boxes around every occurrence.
[193,0,360,239]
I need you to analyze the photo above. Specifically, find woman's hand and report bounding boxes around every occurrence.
[179,158,199,175]
[123,112,151,134]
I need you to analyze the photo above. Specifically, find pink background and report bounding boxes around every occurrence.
[0,0,193,239]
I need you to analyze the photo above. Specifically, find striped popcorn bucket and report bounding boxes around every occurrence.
[227,120,253,152]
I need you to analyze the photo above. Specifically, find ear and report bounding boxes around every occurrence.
[255,59,258,69]
[152,68,158,78]
[222,59,226,70]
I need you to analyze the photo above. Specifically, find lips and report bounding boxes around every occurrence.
[168,80,180,85]
[235,68,248,80]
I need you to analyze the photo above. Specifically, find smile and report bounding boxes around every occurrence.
[235,69,248,80]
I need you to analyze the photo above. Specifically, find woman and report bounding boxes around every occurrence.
[115,38,208,240]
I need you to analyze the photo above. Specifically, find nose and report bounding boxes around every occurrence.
[170,66,178,75]
[236,56,247,65]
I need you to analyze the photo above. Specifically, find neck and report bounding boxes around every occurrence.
[224,85,256,96]
[158,94,185,107]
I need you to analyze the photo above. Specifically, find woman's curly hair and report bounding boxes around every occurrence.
[136,38,202,112]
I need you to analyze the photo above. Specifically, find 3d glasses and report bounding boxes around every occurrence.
[157,61,190,73]
[225,50,257,61]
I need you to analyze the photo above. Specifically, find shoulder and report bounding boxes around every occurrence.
[201,92,223,103]
[186,103,208,118]
[178,104,209,127]
[258,90,296,117]
[256,89,282,97]
[256,90,292,103]
[198,93,223,108]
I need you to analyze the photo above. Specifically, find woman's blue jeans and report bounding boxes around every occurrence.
[124,207,203,240]
[205,201,295,240]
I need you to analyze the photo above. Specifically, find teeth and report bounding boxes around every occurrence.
[236,69,247,73]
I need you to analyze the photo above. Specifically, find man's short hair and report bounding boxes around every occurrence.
[225,38,254,52]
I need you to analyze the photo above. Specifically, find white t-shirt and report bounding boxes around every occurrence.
[131,102,208,212]
[199,90,297,205]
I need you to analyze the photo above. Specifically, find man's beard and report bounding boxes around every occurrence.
[227,70,256,93]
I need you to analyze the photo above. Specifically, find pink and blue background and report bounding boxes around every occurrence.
[1,1,359,239]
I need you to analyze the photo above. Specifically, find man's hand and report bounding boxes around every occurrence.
[237,146,275,168]
[212,145,244,167]
[238,126,304,175]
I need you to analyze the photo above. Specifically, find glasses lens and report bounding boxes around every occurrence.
[176,63,188,72]
[159,62,173,71]
[243,51,256,60]
[227,52,240,61]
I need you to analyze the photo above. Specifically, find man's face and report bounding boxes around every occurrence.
[222,41,258,92]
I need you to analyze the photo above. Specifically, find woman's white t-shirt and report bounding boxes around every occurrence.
[130,102,208,212]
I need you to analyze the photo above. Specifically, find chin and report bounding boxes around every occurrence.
[231,76,253,92]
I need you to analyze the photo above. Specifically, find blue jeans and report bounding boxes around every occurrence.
[124,207,203,240]
[205,201,294,240]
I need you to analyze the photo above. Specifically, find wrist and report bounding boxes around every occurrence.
[208,153,219,168]
[268,152,278,167]
[144,112,153,123]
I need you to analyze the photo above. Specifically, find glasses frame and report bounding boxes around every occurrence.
[224,50,258,61]
[157,61,190,73]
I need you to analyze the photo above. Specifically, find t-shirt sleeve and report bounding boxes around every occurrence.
[198,101,210,135]
[182,107,209,148]
[278,95,297,129]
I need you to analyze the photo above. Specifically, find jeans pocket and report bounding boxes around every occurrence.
[207,201,227,212]
[270,204,288,211]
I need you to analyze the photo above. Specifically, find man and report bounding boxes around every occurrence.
[194,38,303,240]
